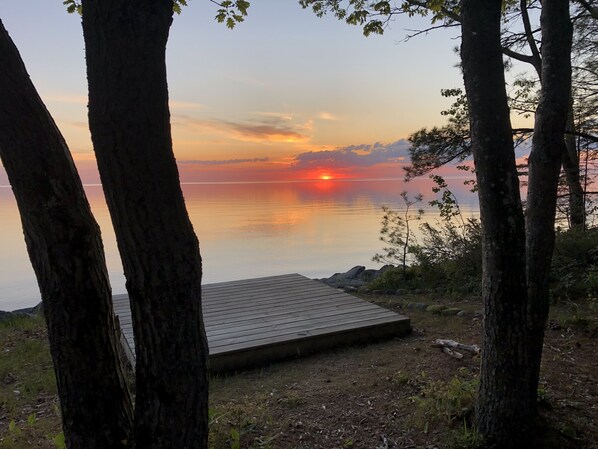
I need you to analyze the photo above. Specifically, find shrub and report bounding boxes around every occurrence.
[368,265,422,291]
[551,227,598,300]
[373,192,424,279]
[411,218,482,294]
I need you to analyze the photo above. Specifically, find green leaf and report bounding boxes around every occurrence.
[373,1,391,15]
[363,20,384,36]
[173,0,189,15]
[52,432,66,449]
[63,0,82,15]
[216,10,227,23]
[236,0,250,15]
[230,428,241,449]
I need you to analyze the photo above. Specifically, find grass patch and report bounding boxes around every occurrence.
[410,368,478,431]
[0,316,56,412]
[0,316,60,449]
[208,403,277,449]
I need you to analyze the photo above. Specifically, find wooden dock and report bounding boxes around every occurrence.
[113,273,410,372]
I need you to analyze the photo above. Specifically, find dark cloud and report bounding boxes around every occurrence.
[292,139,411,169]
[172,114,309,143]
[217,119,308,142]
[179,157,269,165]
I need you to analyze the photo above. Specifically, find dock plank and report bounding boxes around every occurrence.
[114,273,410,371]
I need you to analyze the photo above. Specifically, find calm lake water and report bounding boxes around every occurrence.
[0,178,479,311]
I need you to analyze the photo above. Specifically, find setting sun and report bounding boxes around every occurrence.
[320,174,332,180]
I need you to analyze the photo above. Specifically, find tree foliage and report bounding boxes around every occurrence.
[404,89,470,180]
[213,0,250,28]
[64,0,251,26]
[299,0,461,36]
[401,1,598,228]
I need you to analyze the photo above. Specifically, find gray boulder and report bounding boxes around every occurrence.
[344,266,366,279]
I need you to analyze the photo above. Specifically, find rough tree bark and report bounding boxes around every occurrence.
[462,0,573,446]
[460,0,531,446]
[0,19,132,449]
[525,0,572,420]
[81,1,209,448]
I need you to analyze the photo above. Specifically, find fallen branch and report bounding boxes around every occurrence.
[442,347,464,359]
[431,339,481,355]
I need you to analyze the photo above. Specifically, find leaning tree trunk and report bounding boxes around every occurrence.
[525,0,573,422]
[562,106,585,229]
[81,1,209,448]
[0,20,132,449]
[460,1,532,446]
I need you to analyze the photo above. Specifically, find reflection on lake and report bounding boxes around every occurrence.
[0,178,479,310]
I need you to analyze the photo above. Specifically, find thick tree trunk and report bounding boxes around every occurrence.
[460,1,532,446]
[81,2,209,448]
[525,0,572,422]
[562,106,585,229]
[0,20,132,449]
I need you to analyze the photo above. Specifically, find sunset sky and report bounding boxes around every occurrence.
[0,1,511,185]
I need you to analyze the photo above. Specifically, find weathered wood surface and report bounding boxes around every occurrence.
[113,273,410,371]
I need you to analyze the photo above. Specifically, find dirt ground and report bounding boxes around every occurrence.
[1,293,596,449]
[207,294,597,449]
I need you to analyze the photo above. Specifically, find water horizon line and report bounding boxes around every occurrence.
[1,177,408,189]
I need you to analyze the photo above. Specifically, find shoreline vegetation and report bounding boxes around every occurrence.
[1,264,596,449]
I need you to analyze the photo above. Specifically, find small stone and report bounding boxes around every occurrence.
[406,302,428,311]
[426,305,446,314]
[441,308,461,316]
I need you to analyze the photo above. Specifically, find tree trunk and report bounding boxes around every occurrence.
[81,2,209,448]
[460,1,532,446]
[0,20,132,449]
[525,0,572,424]
[562,106,585,229]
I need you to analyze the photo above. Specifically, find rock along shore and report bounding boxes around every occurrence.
[315,264,395,292]
[0,302,44,323]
